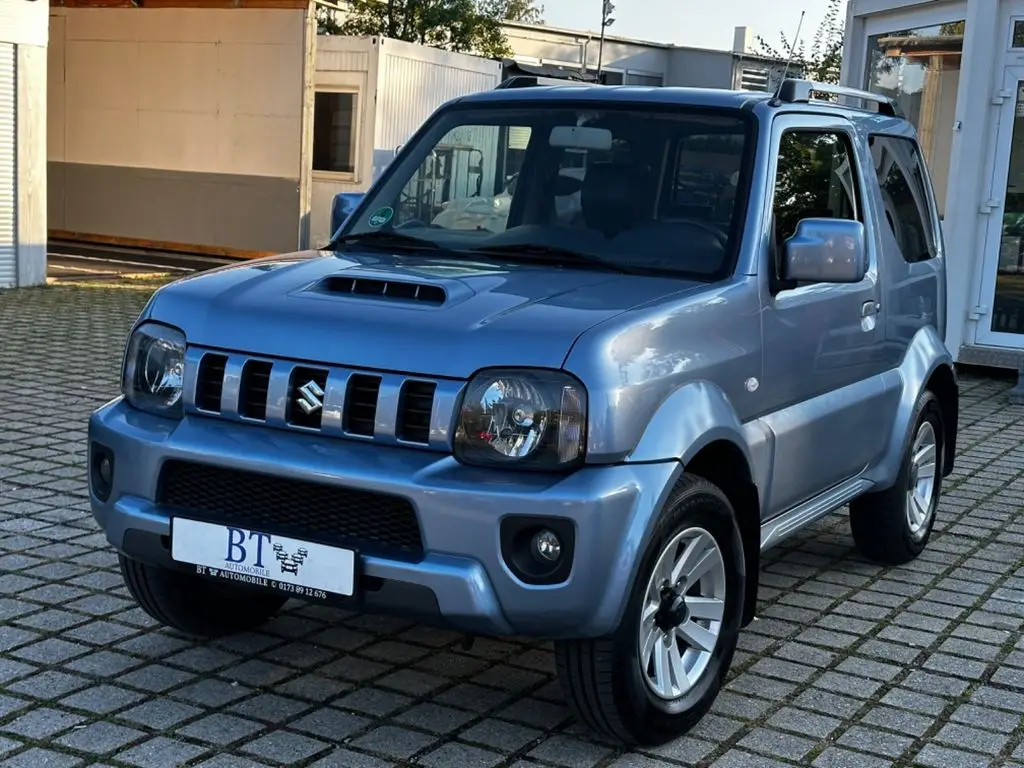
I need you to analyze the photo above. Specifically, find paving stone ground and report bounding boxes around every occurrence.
[3,278,1024,767]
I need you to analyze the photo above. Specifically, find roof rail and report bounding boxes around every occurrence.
[776,78,903,118]
[495,76,540,89]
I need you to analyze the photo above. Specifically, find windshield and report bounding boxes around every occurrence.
[338,103,755,278]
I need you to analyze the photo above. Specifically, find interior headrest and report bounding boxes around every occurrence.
[580,161,643,237]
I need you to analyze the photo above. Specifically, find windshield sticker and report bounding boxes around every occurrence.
[368,207,394,228]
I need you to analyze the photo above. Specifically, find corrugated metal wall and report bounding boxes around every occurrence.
[0,43,16,289]
[375,48,500,151]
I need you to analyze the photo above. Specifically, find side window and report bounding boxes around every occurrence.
[868,135,938,263]
[771,130,863,288]
[773,130,861,244]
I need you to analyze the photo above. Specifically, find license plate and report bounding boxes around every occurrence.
[170,518,355,600]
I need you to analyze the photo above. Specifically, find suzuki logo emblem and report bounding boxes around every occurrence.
[297,380,325,415]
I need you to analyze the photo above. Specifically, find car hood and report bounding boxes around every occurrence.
[142,249,705,379]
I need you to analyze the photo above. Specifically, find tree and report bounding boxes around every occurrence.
[480,0,544,24]
[756,0,845,84]
[319,0,534,59]
[317,5,343,35]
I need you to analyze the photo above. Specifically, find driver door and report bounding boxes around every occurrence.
[757,114,891,516]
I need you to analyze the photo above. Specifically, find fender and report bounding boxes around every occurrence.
[622,380,764,628]
[863,325,957,489]
[625,379,755,468]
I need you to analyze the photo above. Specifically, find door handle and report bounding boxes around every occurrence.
[861,300,880,318]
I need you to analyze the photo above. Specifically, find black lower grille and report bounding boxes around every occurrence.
[158,461,423,556]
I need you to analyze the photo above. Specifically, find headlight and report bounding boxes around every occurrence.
[122,322,186,418]
[454,369,587,470]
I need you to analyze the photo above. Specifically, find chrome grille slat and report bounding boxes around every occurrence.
[372,374,405,444]
[221,356,246,419]
[321,369,352,435]
[184,347,460,451]
[429,379,465,450]
[265,364,292,427]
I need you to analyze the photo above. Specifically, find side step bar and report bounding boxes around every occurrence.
[760,477,874,552]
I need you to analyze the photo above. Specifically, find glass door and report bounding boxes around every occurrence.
[976,66,1024,346]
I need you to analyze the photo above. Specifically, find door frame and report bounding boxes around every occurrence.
[974,63,1024,347]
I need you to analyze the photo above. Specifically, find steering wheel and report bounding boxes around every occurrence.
[670,218,730,249]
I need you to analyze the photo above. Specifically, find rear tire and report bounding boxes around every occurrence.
[554,474,745,746]
[119,556,287,638]
[849,389,944,565]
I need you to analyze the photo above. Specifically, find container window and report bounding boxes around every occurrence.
[313,91,357,174]
[864,20,964,218]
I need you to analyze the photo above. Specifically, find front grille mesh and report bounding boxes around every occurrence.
[239,360,271,420]
[159,461,424,556]
[344,375,380,436]
[191,352,441,446]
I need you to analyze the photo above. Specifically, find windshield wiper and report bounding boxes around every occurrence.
[329,230,442,251]
[466,244,640,274]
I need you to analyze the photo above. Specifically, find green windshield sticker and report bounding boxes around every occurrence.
[368,207,394,228]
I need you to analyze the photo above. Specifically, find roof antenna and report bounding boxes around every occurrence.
[772,10,806,100]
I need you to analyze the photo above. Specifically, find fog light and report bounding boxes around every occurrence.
[98,456,113,487]
[533,529,561,562]
[500,516,574,585]
[89,443,115,503]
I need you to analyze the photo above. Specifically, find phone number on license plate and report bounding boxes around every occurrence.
[194,564,330,601]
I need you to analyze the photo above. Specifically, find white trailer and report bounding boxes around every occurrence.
[311,35,502,247]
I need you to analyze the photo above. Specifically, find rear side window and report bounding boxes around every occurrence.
[868,135,938,263]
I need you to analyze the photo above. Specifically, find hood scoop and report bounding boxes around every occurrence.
[314,275,448,306]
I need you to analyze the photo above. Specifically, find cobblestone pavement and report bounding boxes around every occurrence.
[2,280,1024,768]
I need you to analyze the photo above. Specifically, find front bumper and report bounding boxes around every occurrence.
[88,398,681,639]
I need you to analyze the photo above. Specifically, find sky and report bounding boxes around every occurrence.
[543,0,849,53]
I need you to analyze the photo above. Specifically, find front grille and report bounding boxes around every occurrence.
[288,366,329,429]
[345,374,381,437]
[195,354,227,412]
[397,380,436,444]
[159,460,424,556]
[240,361,272,420]
[189,350,447,447]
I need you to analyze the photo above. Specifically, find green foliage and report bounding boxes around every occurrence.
[316,6,343,35]
[773,133,838,241]
[480,0,544,24]
[756,0,845,84]
[317,0,545,59]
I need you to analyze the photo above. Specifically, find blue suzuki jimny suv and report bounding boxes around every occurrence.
[88,77,958,745]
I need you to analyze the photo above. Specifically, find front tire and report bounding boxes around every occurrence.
[554,474,745,746]
[119,556,288,638]
[849,389,944,565]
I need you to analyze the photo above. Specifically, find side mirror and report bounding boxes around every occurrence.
[783,218,867,284]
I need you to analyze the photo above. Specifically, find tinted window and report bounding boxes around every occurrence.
[869,135,938,263]
[343,106,755,279]
[772,130,861,249]
[313,92,356,174]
